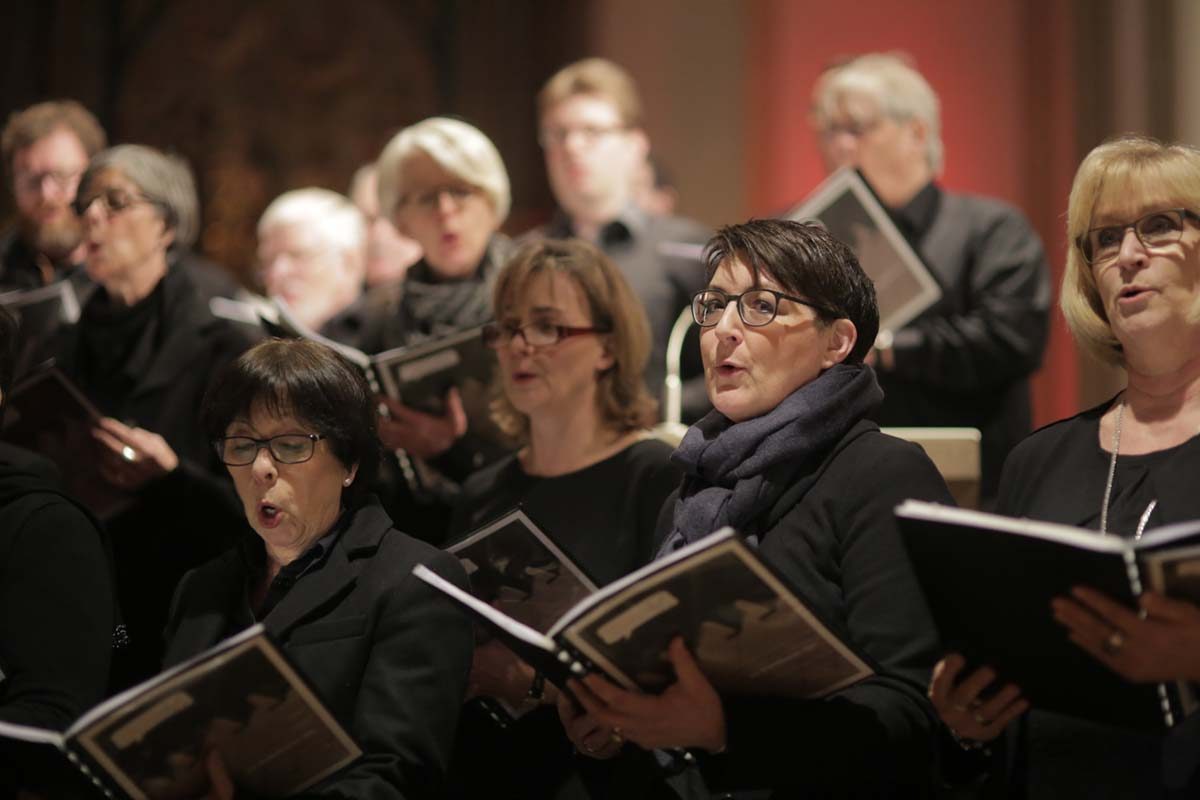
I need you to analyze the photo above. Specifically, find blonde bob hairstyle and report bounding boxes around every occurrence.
[489,238,657,442]
[811,52,943,175]
[375,116,510,224]
[1061,135,1200,366]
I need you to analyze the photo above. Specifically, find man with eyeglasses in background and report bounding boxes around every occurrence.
[811,53,1051,506]
[530,58,712,423]
[0,100,106,292]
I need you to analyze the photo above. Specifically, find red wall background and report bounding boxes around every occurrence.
[745,0,1081,426]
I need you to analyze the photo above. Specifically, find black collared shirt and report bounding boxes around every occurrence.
[243,514,346,621]
[534,205,712,420]
[886,181,941,243]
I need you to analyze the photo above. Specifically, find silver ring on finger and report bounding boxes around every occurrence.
[1103,629,1125,655]
[972,711,990,726]
[121,445,138,463]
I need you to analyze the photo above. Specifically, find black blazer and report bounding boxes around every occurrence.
[163,500,474,798]
[666,420,952,798]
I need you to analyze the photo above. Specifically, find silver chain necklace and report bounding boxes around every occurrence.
[1099,395,1157,540]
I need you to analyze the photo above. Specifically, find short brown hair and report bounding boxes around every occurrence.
[2,100,106,177]
[1061,135,1200,366]
[537,58,643,128]
[490,239,656,442]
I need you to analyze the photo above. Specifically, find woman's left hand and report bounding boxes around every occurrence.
[1052,587,1200,683]
[567,637,726,753]
[93,417,179,490]
[200,749,235,800]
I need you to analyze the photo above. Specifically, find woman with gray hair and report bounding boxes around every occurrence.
[53,143,258,686]
[363,117,515,542]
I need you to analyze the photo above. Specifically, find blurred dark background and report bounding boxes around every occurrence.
[0,0,587,284]
[1,0,1196,420]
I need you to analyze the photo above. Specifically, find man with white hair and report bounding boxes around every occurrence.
[256,187,367,341]
[810,53,1050,505]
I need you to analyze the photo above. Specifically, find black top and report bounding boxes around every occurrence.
[682,420,951,797]
[995,400,1200,798]
[875,183,1051,504]
[0,443,113,733]
[55,263,259,686]
[163,499,474,798]
[448,437,683,586]
[533,206,713,423]
[355,235,515,546]
[446,438,683,800]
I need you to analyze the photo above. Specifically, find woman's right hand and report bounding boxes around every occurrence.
[929,653,1029,743]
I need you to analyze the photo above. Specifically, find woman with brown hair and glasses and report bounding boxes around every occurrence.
[445,238,683,799]
[930,136,1200,797]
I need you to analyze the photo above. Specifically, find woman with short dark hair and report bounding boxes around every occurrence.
[562,219,952,796]
[165,338,473,797]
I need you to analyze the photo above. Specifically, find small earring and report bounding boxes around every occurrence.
[343,477,352,486]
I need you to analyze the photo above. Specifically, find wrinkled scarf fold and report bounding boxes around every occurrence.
[657,363,883,558]
[397,237,506,344]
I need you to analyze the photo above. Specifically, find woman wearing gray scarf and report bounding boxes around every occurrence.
[364,117,515,543]
[562,219,953,797]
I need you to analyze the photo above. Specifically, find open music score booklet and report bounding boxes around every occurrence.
[419,511,874,702]
[896,500,1200,730]
[0,625,359,799]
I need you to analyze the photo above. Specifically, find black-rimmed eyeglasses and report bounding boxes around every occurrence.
[482,320,611,349]
[1077,208,1200,265]
[71,188,157,219]
[214,434,324,466]
[691,288,835,328]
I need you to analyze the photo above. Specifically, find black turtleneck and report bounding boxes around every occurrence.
[78,279,165,416]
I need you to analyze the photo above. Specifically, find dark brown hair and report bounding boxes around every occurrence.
[201,339,380,508]
[703,219,880,363]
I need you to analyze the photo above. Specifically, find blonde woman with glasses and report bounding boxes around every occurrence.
[930,135,1200,798]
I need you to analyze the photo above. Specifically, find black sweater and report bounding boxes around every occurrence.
[683,420,952,797]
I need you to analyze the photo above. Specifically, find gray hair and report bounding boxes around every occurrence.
[812,53,944,175]
[375,116,510,222]
[81,144,200,251]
